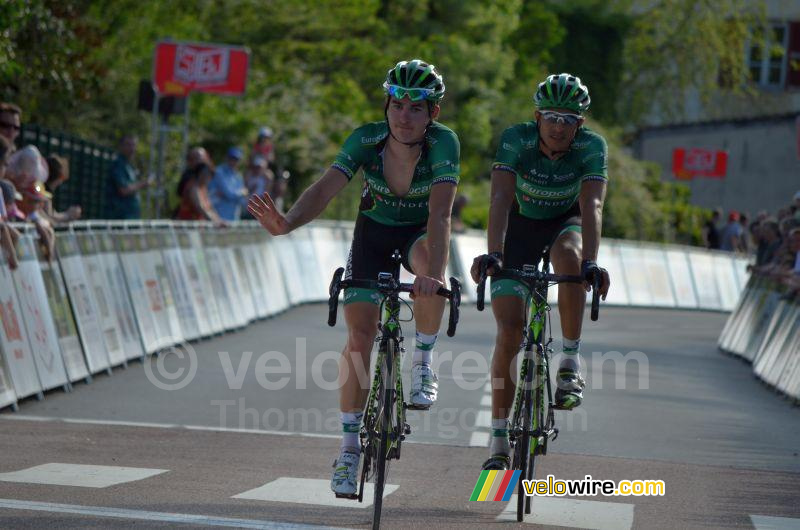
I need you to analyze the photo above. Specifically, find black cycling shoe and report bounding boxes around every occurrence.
[481,454,510,471]
[554,369,585,410]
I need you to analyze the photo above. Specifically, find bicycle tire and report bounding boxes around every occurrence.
[515,353,534,522]
[373,338,395,530]
[525,356,545,514]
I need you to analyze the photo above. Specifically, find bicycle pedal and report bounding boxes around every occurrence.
[405,403,432,411]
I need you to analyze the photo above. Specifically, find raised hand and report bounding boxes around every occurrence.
[247,192,290,235]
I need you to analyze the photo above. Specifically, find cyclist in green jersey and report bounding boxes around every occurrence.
[247,59,460,496]
[470,73,610,471]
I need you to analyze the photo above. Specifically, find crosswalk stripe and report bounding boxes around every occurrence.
[0,463,167,488]
[497,495,634,529]
[233,477,398,508]
[0,498,344,529]
[469,431,490,447]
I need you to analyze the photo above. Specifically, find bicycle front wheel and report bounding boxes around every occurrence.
[372,338,396,530]
[515,354,534,522]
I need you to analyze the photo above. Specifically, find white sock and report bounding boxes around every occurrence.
[490,418,510,456]
[560,337,581,373]
[413,331,437,366]
[340,411,362,454]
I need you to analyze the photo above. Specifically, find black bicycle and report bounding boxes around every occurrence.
[328,250,461,530]
[476,250,600,522]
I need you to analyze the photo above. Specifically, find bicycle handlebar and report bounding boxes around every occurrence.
[476,266,601,321]
[327,268,462,337]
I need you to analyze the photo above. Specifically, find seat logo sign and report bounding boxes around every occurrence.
[154,40,250,96]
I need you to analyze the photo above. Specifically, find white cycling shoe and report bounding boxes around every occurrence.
[409,363,438,409]
[331,451,360,498]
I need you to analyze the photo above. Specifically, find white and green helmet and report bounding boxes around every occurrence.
[383,59,445,102]
[534,73,591,113]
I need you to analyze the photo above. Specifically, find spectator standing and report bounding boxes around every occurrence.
[755,219,782,266]
[209,146,247,221]
[703,208,721,250]
[177,147,211,201]
[0,137,20,268]
[720,210,744,253]
[252,127,276,168]
[0,102,21,147]
[105,135,151,219]
[242,155,269,220]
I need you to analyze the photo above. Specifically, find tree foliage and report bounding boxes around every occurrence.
[0,0,766,243]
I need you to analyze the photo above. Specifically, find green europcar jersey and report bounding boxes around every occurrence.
[493,122,608,220]
[331,121,460,227]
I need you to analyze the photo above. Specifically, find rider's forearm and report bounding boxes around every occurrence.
[487,189,513,255]
[284,182,332,231]
[425,211,450,279]
[581,198,603,262]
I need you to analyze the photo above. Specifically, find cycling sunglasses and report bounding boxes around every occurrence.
[539,110,582,126]
[383,83,436,102]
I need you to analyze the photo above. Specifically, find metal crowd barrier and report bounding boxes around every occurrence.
[0,221,755,412]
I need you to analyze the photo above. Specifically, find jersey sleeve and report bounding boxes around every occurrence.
[580,134,608,182]
[331,128,368,181]
[492,126,522,176]
[429,128,460,186]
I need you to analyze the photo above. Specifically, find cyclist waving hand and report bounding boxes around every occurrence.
[471,73,610,471]
[249,59,460,497]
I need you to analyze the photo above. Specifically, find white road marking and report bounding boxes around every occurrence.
[480,394,492,407]
[751,515,800,529]
[469,431,490,447]
[0,498,345,529]
[0,463,167,488]
[497,495,634,529]
[233,477,398,508]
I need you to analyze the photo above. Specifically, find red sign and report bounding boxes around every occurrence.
[154,41,249,96]
[671,148,728,180]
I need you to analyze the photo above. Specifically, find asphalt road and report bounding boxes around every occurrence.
[1,304,798,529]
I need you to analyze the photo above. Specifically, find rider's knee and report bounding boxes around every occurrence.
[347,326,376,354]
[495,319,524,345]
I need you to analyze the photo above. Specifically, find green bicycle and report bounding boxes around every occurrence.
[477,249,600,522]
[327,250,461,530]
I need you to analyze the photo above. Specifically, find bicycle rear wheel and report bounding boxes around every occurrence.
[514,353,534,522]
[372,337,396,530]
[525,353,545,514]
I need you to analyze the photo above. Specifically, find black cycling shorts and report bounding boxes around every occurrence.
[503,202,582,269]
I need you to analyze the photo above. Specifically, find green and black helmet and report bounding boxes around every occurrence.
[383,59,445,103]
[533,73,591,113]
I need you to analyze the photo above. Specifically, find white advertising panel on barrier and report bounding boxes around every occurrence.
[290,227,325,303]
[451,232,486,303]
[117,231,159,354]
[712,254,740,312]
[665,249,699,309]
[202,232,243,330]
[76,233,127,368]
[161,230,201,341]
[732,258,751,292]
[225,234,257,323]
[596,241,629,306]
[310,225,349,295]
[37,247,89,383]
[273,234,305,306]
[57,233,112,374]
[0,326,16,409]
[174,231,212,336]
[618,244,654,306]
[685,251,722,310]
[141,232,183,348]
[239,232,269,319]
[0,254,42,400]
[13,235,70,391]
[95,232,144,362]
[256,236,290,316]
[185,230,223,335]
[639,245,677,307]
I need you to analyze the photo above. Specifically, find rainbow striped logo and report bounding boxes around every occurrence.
[469,470,521,501]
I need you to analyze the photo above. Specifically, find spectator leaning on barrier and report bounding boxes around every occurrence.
[252,126,276,168]
[176,146,211,203]
[0,102,21,148]
[720,210,744,253]
[209,146,247,221]
[0,136,20,269]
[5,144,55,260]
[242,155,269,220]
[176,162,225,224]
[755,219,783,267]
[44,155,81,224]
[105,134,152,220]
